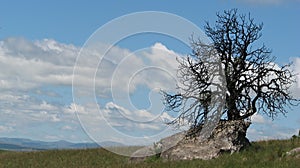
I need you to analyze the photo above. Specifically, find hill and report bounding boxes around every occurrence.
[0,138,299,168]
[0,138,123,151]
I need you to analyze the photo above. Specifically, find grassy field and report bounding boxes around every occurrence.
[0,138,299,168]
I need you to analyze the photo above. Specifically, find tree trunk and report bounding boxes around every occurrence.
[227,100,240,120]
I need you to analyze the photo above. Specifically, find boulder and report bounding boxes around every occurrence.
[130,131,186,162]
[160,120,251,160]
[286,147,300,157]
[130,146,156,162]
[130,120,251,161]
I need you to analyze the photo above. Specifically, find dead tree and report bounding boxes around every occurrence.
[162,9,298,133]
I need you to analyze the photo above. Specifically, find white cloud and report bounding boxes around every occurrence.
[290,57,300,99]
[64,103,88,115]
[67,100,178,145]
[247,124,298,141]
[44,135,62,141]
[0,38,180,99]
[138,123,161,130]
[101,101,163,128]
[1,37,298,144]
[247,128,264,137]
[160,112,175,123]
[0,125,14,133]
[61,125,74,130]
[251,113,268,124]
[0,37,183,143]
[30,110,61,122]
[99,42,180,99]
[0,38,77,90]
[31,101,58,111]
[0,93,28,103]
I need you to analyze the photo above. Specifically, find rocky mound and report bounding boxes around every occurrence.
[131,120,251,161]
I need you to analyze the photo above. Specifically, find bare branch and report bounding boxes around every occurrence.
[162,9,299,135]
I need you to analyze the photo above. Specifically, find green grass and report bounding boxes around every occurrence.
[0,138,299,168]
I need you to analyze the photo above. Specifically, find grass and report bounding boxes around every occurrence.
[0,138,299,168]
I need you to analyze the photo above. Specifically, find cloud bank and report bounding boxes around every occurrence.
[0,37,180,143]
[0,37,299,143]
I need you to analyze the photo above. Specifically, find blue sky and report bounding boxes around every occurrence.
[0,0,300,146]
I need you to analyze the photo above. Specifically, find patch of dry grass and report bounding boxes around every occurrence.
[0,138,299,168]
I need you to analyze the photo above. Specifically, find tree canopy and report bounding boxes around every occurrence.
[162,9,298,131]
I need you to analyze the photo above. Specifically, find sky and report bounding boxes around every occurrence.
[0,0,300,147]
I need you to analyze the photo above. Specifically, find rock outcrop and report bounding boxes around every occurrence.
[131,120,251,161]
[130,131,186,162]
[161,120,251,160]
[286,147,300,158]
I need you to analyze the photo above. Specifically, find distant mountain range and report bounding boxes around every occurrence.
[0,137,124,151]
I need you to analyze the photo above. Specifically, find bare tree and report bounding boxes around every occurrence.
[162,9,298,133]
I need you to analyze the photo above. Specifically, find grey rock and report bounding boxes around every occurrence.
[161,120,251,160]
[130,120,251,161]
[159,131,186,152]
[286,147,300,156]
[130,131,186,161]
[130,146,156,162]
